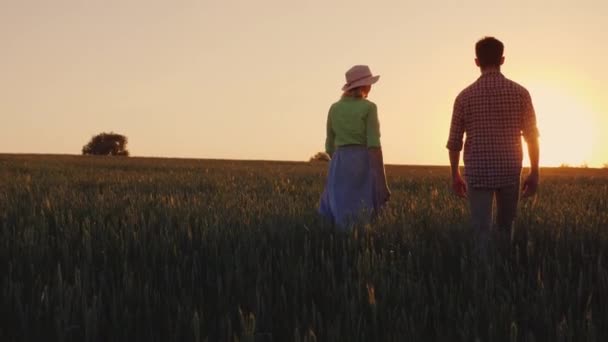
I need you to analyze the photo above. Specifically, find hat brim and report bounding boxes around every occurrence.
[342,75,380,91]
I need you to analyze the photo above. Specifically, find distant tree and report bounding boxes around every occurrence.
[309,152,331,162]
[82,132,129,156]
[559,163,571,168]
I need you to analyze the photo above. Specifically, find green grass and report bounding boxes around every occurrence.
[1,154,607,341]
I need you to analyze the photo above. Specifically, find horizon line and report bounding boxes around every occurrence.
[0,153,605,169]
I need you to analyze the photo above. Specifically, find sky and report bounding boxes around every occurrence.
[1,0,607,167]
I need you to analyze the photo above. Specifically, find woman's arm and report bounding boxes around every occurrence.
[366,103,390,201]
[325,109,335,156]
[366,103,381,148]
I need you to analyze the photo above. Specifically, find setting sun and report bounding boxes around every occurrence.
[526,84,598,167]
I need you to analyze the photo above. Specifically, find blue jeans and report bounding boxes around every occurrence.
[468,179,521,234]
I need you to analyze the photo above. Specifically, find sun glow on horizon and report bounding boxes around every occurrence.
[526,83,598,167]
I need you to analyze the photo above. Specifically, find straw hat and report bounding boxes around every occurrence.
[342,65,380,91]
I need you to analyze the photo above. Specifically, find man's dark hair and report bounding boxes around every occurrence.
[475,37,504,68]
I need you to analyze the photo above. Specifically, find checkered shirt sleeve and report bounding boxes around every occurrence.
[521,89,540,142]
[446,95,465,151]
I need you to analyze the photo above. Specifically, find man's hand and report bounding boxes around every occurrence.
[522,172,539,198]
[452,173,467,198]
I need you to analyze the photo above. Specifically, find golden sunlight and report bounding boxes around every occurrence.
[526,84,597,167]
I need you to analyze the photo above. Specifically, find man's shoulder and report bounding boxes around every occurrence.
[456,75,531,100]
[455,82,477,102]
[502,76,531,96]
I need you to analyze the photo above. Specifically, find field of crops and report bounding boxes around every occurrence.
[1,154,607,341]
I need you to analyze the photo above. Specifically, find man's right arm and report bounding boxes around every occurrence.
[447,96,467,198]
[449,150,462,178]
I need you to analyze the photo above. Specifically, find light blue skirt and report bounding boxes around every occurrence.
[319,146,390,231]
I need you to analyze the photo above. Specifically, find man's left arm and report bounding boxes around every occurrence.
[521,90,540,198]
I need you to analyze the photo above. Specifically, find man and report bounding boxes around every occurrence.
[447,37,540,244]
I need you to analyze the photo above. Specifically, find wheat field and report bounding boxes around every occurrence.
[1,155,607,341]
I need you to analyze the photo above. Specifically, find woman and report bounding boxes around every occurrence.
[319,65,390,230]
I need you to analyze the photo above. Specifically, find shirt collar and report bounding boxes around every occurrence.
[479,69,503,78]
[341,95,365,101]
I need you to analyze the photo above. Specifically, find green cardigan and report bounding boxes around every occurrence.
[325,96,381,155]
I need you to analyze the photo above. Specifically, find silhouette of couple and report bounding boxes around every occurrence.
[319,37,540,245]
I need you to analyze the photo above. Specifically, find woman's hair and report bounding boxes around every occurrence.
[342,86,368,99]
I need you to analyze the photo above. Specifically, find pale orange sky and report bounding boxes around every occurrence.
[1,0,607,166]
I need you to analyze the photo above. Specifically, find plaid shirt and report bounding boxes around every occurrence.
[447,70,539,188]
